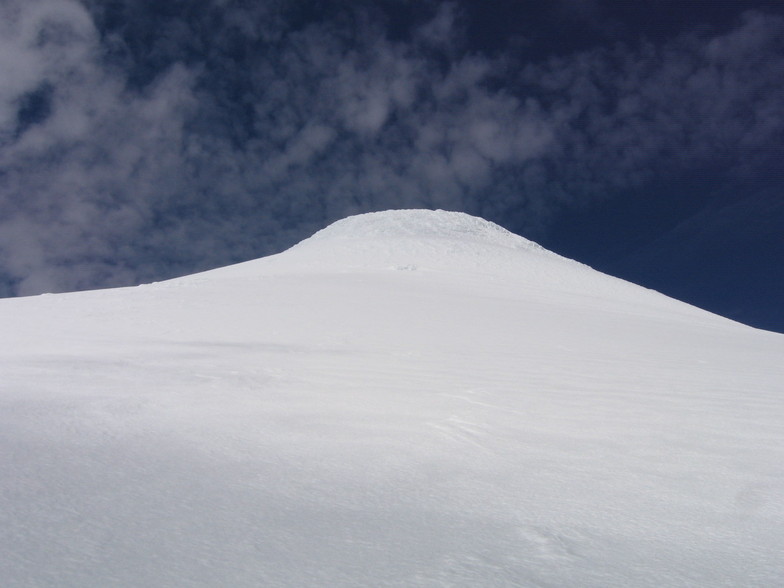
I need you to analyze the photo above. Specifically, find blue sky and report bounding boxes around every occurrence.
[1,0,782,331]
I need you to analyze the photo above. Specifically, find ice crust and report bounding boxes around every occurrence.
[1,209,783,587]
[289,209,556,267]
[303,209,542,249]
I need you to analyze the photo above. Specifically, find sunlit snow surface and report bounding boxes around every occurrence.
[2,210,783,587]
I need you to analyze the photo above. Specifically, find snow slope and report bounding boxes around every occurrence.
[1,209,782,587]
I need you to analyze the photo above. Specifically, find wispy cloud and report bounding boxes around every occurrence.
[525,11,784,189]
[1,1,782,295]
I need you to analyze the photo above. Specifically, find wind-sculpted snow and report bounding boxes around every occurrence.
[1,210,783,587]
[290,209,556,267]
[303,209,545,250]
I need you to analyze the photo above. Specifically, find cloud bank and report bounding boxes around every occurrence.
[1,0,782,295]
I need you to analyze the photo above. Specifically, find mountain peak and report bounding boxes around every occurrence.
[2,210,778,588]
[302,209,542,252]
[186,208,712,327]
[269,209,562,276]
[179,209,565,284]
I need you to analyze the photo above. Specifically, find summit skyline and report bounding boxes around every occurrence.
[1,0,782,330]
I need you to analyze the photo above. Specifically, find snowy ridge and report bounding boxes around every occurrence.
[188,210,718,326]
[198,209,562,281]
[1,210,783,587]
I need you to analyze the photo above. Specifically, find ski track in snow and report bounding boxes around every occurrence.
[1,210,783,587]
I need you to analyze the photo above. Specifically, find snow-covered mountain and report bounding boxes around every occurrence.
[1,209,782,587]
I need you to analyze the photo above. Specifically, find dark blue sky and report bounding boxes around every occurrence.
[1,0,782,331]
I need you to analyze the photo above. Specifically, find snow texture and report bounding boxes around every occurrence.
[1,209,783,587]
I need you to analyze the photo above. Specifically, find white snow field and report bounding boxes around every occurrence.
[1,209,783,587]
